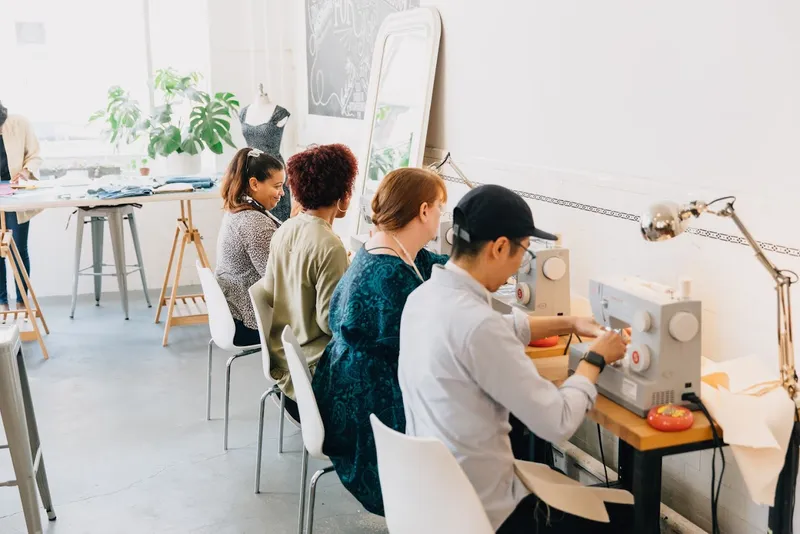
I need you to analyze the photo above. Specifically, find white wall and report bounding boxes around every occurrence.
[265,1,799,532]
[421,3,800,532]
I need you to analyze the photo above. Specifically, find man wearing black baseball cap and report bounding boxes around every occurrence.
[398,185,630,533]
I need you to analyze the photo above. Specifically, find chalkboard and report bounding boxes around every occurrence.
[305,0,420,120]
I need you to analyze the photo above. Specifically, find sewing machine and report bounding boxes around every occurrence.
[424,213,455,256]
[568,277,702,417]
[350,194,376,252]
[514,241,571,317]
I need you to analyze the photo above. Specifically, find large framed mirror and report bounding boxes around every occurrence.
[351,7,442,240]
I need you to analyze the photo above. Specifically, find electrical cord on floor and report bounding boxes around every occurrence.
[684,393,724,534]
[596,423,610,487]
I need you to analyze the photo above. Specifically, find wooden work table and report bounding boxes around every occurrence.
[525,336,722,533]
[528,353,719,451]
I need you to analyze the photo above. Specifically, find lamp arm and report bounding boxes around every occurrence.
[429,153,476,190]
[721,205,785,283]
[713,203,797,399]
[447,158,476,190]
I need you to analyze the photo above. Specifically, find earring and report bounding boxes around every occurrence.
[336,200,346,213]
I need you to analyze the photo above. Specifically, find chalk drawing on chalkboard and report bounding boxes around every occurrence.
[305,0,420,120]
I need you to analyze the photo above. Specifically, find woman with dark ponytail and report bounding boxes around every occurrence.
[215,148,286,345]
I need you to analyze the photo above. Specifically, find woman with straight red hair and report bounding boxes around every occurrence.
[311,167,448,515]
[262,143,357,422]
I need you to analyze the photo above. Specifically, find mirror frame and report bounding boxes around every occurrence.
[351,6,442,237]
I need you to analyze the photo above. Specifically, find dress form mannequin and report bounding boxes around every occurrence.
[239,83,292,220]
[244,85,288,127]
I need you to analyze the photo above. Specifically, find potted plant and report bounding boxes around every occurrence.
[91,68,240,175]
[146,68,240,175]
[139,158,150,176]
[89,86,147,150]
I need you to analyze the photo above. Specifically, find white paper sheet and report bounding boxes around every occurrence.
[700,356,797,506]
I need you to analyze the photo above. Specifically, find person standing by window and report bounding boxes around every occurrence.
[0,101,41,311]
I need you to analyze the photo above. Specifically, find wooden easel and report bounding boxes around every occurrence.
[154,200,210,346]
[0,212,49,359]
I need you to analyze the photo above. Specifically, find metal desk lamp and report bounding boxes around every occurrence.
[427,152,476,189]
[641,197,797,399]
[640,196,798,533]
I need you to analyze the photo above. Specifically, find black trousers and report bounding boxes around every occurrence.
[509,414,553,465]
[497,494,633,534]
[504,417,633,533]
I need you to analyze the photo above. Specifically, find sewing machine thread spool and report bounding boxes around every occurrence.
[679,277,692,301]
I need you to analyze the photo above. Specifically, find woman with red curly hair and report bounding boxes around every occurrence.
[261,143,357,422]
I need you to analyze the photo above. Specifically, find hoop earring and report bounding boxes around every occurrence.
[336,199,347,213]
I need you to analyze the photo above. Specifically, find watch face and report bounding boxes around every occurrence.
[585,352,605,370]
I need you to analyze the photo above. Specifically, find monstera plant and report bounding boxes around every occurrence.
[146,68,240,158]
[89,86,147,150]
[90,68,240,161]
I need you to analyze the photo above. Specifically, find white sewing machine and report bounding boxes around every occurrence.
[424,213,455,256]
[513,240,571,317]
[568,277,702,417]
[349,194,375,252]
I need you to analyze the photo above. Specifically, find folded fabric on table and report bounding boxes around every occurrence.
[87,185,154,200]
[164,177,215,189]
[154,183,194,194]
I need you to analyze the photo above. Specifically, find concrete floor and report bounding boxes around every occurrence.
[0,291,388,534]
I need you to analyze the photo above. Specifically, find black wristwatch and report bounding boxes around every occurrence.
[582,351,606,372]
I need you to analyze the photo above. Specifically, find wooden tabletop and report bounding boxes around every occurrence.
[530,354,720,452]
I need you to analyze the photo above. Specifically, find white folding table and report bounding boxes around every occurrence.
[0,178,220,356]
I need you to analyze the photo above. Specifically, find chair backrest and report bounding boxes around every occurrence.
[248,282,275,385]
[196,261,236,350]
[370,414,494,534]
[280,326,325,457]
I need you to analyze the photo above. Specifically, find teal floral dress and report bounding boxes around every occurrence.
[312,246,448,516]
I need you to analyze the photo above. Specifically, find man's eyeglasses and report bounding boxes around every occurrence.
[519,247,536,273]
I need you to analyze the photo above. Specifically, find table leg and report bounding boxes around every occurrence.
[154,226,181,325]
[155,200,209,345]
[10,237,49,335]
[618,440,662,534]
[162,233,189,347]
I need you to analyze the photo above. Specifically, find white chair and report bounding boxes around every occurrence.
[196,261,260,451]
[281,326,334,534]
[0,326,56,534]
[370,414,494,534]
[249,282,294,493]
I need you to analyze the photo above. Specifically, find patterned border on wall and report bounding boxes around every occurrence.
[440,173,800,258]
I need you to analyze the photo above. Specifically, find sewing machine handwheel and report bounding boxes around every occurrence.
[542,257,566,281]
[647,404,694,432]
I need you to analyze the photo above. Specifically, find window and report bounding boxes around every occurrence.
[0,0,210,175]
